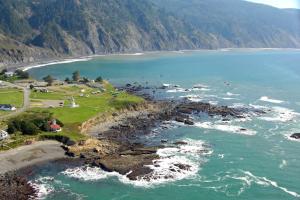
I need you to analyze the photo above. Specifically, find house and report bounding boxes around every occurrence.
[0,130,9,140]
[4,72,14,77]
[49,119,62,132]
[0,104,16,111]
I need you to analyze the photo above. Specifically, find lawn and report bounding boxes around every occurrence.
[0,88,23,107]
[28,83,144,142]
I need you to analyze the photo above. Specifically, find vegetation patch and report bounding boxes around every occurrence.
[0,88,23,108]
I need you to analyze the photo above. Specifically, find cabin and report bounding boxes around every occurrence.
[0,104,16,111]
[0,130,9,140]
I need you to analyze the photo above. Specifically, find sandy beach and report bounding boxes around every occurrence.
[0,141,66,174]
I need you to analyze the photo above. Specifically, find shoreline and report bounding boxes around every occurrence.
[3,47,298,72]
[0,140,66,175]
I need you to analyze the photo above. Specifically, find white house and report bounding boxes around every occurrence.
[4,72,14,77]
[0,130,9,140]
[0,104,16,111]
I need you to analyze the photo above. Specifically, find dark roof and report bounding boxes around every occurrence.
[0,104,13,108]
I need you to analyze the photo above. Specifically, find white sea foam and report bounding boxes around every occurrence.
[222,97,238,100]
[208,101,218,105]
[180,94,203,102]
[259,106,299,122]
[194,122,256,135]
[226,92,240,96]
[62,139,212,188]
[29,177,55,200]
[259,96,284,104]
[284,134,300,142]
[206,170,300,198]
[240,171,300,198]
[23,58,92,71]
[279,160,288,169]
[62,166,113,181]
[191,88,211,91]
[193,84,209,89]
[166,88,191,93]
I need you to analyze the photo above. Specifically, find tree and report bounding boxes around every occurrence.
[82,77,89,83]
[43,75,54,86]
[72,71,80,82]
[20,121,39,135]
[0,69,7,75]
[15,70,29,79]
[65,77,71,83]
[95,76,103,83]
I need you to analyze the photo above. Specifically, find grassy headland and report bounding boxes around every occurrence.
[0,76,144,151]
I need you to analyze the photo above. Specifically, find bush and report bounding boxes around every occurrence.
[95,76,103,83]
[20,121,40,135]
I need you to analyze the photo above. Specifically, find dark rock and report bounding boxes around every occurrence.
[65,151,75,157]
[174,141,188,145]
[174,163,191,171]
[65,140,76,146]
[222,118,231,122]
[175,117,185,123]
[290,133,300,139]
[0,173,36,200]
[184,119,194,125]
[161,140,168,143]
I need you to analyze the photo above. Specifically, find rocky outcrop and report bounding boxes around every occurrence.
[290,133,300,140]
[0,173,36,200]
[175,102,242,117]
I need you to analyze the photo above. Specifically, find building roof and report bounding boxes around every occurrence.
[0,104,13,108]
[50,124,61,130]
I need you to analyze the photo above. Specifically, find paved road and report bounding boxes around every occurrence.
[0,81,31,120]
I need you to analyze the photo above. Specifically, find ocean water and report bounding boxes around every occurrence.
[28,50,300,200]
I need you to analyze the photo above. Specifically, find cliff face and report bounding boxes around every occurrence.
[0,0,299,69]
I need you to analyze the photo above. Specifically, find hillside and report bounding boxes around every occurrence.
[151,0,300,48]
[0,0,299,69]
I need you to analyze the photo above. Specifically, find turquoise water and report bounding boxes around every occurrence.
[28,50,300,200]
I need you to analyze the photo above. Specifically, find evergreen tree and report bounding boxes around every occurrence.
[72,71,80,82]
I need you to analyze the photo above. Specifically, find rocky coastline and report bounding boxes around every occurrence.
[64,95,256,182]
[0,84,268,198]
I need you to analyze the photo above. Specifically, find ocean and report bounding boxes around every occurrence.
[28,49,300,200]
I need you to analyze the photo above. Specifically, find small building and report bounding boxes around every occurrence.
[4,72,14,77]
[49,119,62,132]
[0,130,9,140]
[0,104,16,111]
[69,97,79,108]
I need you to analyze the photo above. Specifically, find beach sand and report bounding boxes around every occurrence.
[0,140,66,174]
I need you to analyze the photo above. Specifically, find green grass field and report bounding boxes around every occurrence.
[0,88,23,107]
[30,83,144,141]
[0,83,144,150]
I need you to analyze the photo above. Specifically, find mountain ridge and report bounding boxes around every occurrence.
[0,0,299,69]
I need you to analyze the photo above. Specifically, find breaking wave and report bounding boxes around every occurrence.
[194,122,256,135]
[29,177,55,200]
[62,139,212,188]
[259,96,284,104]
